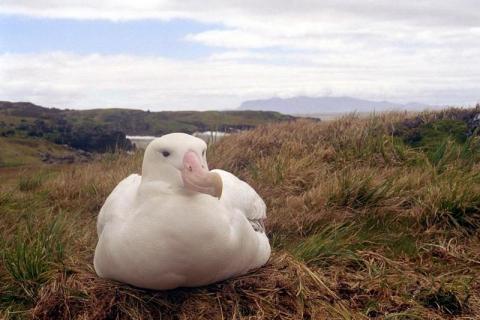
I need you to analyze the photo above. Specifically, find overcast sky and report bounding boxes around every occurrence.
[0,1,479,110]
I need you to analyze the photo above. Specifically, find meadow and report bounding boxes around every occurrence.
[1,108,480,319]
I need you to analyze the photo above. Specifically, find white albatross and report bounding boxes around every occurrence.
[93,133,271,289]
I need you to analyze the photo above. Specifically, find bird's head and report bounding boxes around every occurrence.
[142,133,222,198]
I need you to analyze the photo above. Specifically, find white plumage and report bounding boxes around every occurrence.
[94,133,271,290]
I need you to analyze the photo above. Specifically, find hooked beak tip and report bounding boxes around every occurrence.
[181,151,223,199]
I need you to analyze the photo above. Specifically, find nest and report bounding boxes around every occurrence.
[32,253,345,320]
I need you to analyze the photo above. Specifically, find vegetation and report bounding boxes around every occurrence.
[0,137,83,168]
[1,108,480,319]
[0,101,295,153]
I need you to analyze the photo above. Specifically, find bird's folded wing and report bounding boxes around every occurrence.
[211,169,266,232]
[97,174,141,236]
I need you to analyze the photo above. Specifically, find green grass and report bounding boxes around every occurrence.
[1,214,67,315]
[424,184,480,230]
[293,223,360,265]
[3,219,65,283]
[0,137,78,168]
[418,119,467,145]
[326,169,398,210]
[18,174,46,192]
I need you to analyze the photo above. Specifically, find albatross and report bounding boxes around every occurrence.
[93,133,271,289]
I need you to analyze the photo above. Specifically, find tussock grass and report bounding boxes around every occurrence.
[325,168,399,211]
[2,215,67,308]
[3,217,65,284]
[1,107,480,319]
[18,174,46,192]
[293,223,360,266]
[419,174,480,230]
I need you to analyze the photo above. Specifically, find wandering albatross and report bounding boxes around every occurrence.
[93,133,271,289]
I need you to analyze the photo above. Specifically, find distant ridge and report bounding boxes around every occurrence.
[239,96,432,114]
[0,101,295,152]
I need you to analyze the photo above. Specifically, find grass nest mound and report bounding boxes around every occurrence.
[32,253,339,320]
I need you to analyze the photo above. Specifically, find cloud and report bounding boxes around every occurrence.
[1,1,479,27]
[1,52,478,110]
[1,1,479,108]
[3,2,479,56]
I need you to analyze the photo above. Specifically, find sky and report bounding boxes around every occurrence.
[0,1,479,110]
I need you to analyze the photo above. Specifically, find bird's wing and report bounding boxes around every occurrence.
[212,169,267,232]
[97,174,141,236]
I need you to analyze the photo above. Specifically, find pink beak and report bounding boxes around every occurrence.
[181,151,222,198]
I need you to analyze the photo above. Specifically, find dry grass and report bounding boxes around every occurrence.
[31,253,352,320]
[1,109,480,319]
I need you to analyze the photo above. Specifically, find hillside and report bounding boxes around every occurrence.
[0,101,294,153]
[0,137,91,168]
[239,96,432,115]
[1,107,480,319]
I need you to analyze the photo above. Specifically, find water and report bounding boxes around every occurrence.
[126,136,158,149]
[127,131,228,149]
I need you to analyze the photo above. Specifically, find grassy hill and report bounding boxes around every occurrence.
[0,101,295,153]
[0,137,85,168]
[1,107,480,319]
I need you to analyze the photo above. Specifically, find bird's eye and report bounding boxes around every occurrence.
[202,149,206,157]
[161,150,170,157]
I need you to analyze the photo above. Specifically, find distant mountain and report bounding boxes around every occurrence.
[239,96,432,114]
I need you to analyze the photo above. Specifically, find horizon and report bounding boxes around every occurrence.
[2,95,478,113]
[1,1,479,110]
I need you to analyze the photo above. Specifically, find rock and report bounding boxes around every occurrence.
[39,150,92,164]
[467,110,480,137]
